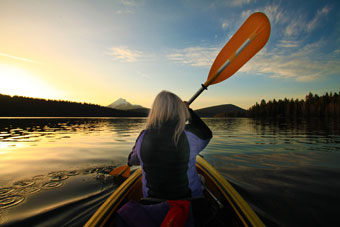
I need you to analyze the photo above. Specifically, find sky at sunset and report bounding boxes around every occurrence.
[1,0,339,109]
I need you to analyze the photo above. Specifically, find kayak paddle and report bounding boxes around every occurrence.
[188,12,271,105]
[109,165,130,178]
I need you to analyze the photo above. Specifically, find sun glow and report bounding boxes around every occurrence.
[0,63,60,99]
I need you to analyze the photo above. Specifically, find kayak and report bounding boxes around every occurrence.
[85,156,264,227]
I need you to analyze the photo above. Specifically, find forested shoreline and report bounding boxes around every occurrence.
[0,94,147,117]
[1,92,339,118]
[247,92,340,119]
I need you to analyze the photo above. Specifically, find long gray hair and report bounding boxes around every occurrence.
[146,90,190,145]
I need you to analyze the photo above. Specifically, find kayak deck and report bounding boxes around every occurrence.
[85,156,264,227]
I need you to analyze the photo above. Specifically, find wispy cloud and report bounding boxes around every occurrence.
[221,20,230,30]
[240,40,340,82]
[120,0,136,6]
[115,9,134,14]
[229,0,253,7]
[237,3,336,82]
[284,17,304,37]
[166,42,339,82]
[167,47,219,67]
[306,6,331,32]
[168,42,339,82]
[284,5,331,37]
[0,52,40,64]
[277,40,302,48]
[210,0,253,8]
[115,0,137,14]
[240,9,252,20]
[241,3,330,37]
[263,4,288,25]
[240,3,287,25]
[108,46,143,62]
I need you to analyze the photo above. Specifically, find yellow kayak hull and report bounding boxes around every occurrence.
[85,156,264,227]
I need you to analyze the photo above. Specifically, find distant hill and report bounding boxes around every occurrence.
[0,94,148,117]
[108,98,149,115]
[195,104,246,117]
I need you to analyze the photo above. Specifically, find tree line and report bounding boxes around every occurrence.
[247,91,340,119]
[0,94,147,117]
[1,92,339,118]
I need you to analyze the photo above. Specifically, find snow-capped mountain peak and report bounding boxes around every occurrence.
[110,98,130,107]
[108,98,143,110]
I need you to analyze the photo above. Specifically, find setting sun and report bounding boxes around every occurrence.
[0,63,60,99]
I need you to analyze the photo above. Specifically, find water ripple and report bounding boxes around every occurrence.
[0,188,15,197]
[0,165,117,211]
[0,195,25,209]
[42,181,64,190]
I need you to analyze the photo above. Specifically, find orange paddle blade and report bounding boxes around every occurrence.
[205,12,271,86]
[121,167,131,178]
[109,165,129,176]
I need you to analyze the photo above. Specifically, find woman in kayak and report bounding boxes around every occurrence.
[128,90,212,200]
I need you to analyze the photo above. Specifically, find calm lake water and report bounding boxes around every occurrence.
[0,117,339,226]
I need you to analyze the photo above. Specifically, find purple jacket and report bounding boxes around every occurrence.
[128,109,212,200]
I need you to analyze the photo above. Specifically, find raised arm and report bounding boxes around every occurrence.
[185,108,212,140]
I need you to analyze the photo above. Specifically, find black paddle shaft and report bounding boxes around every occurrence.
[188,84,208,105]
